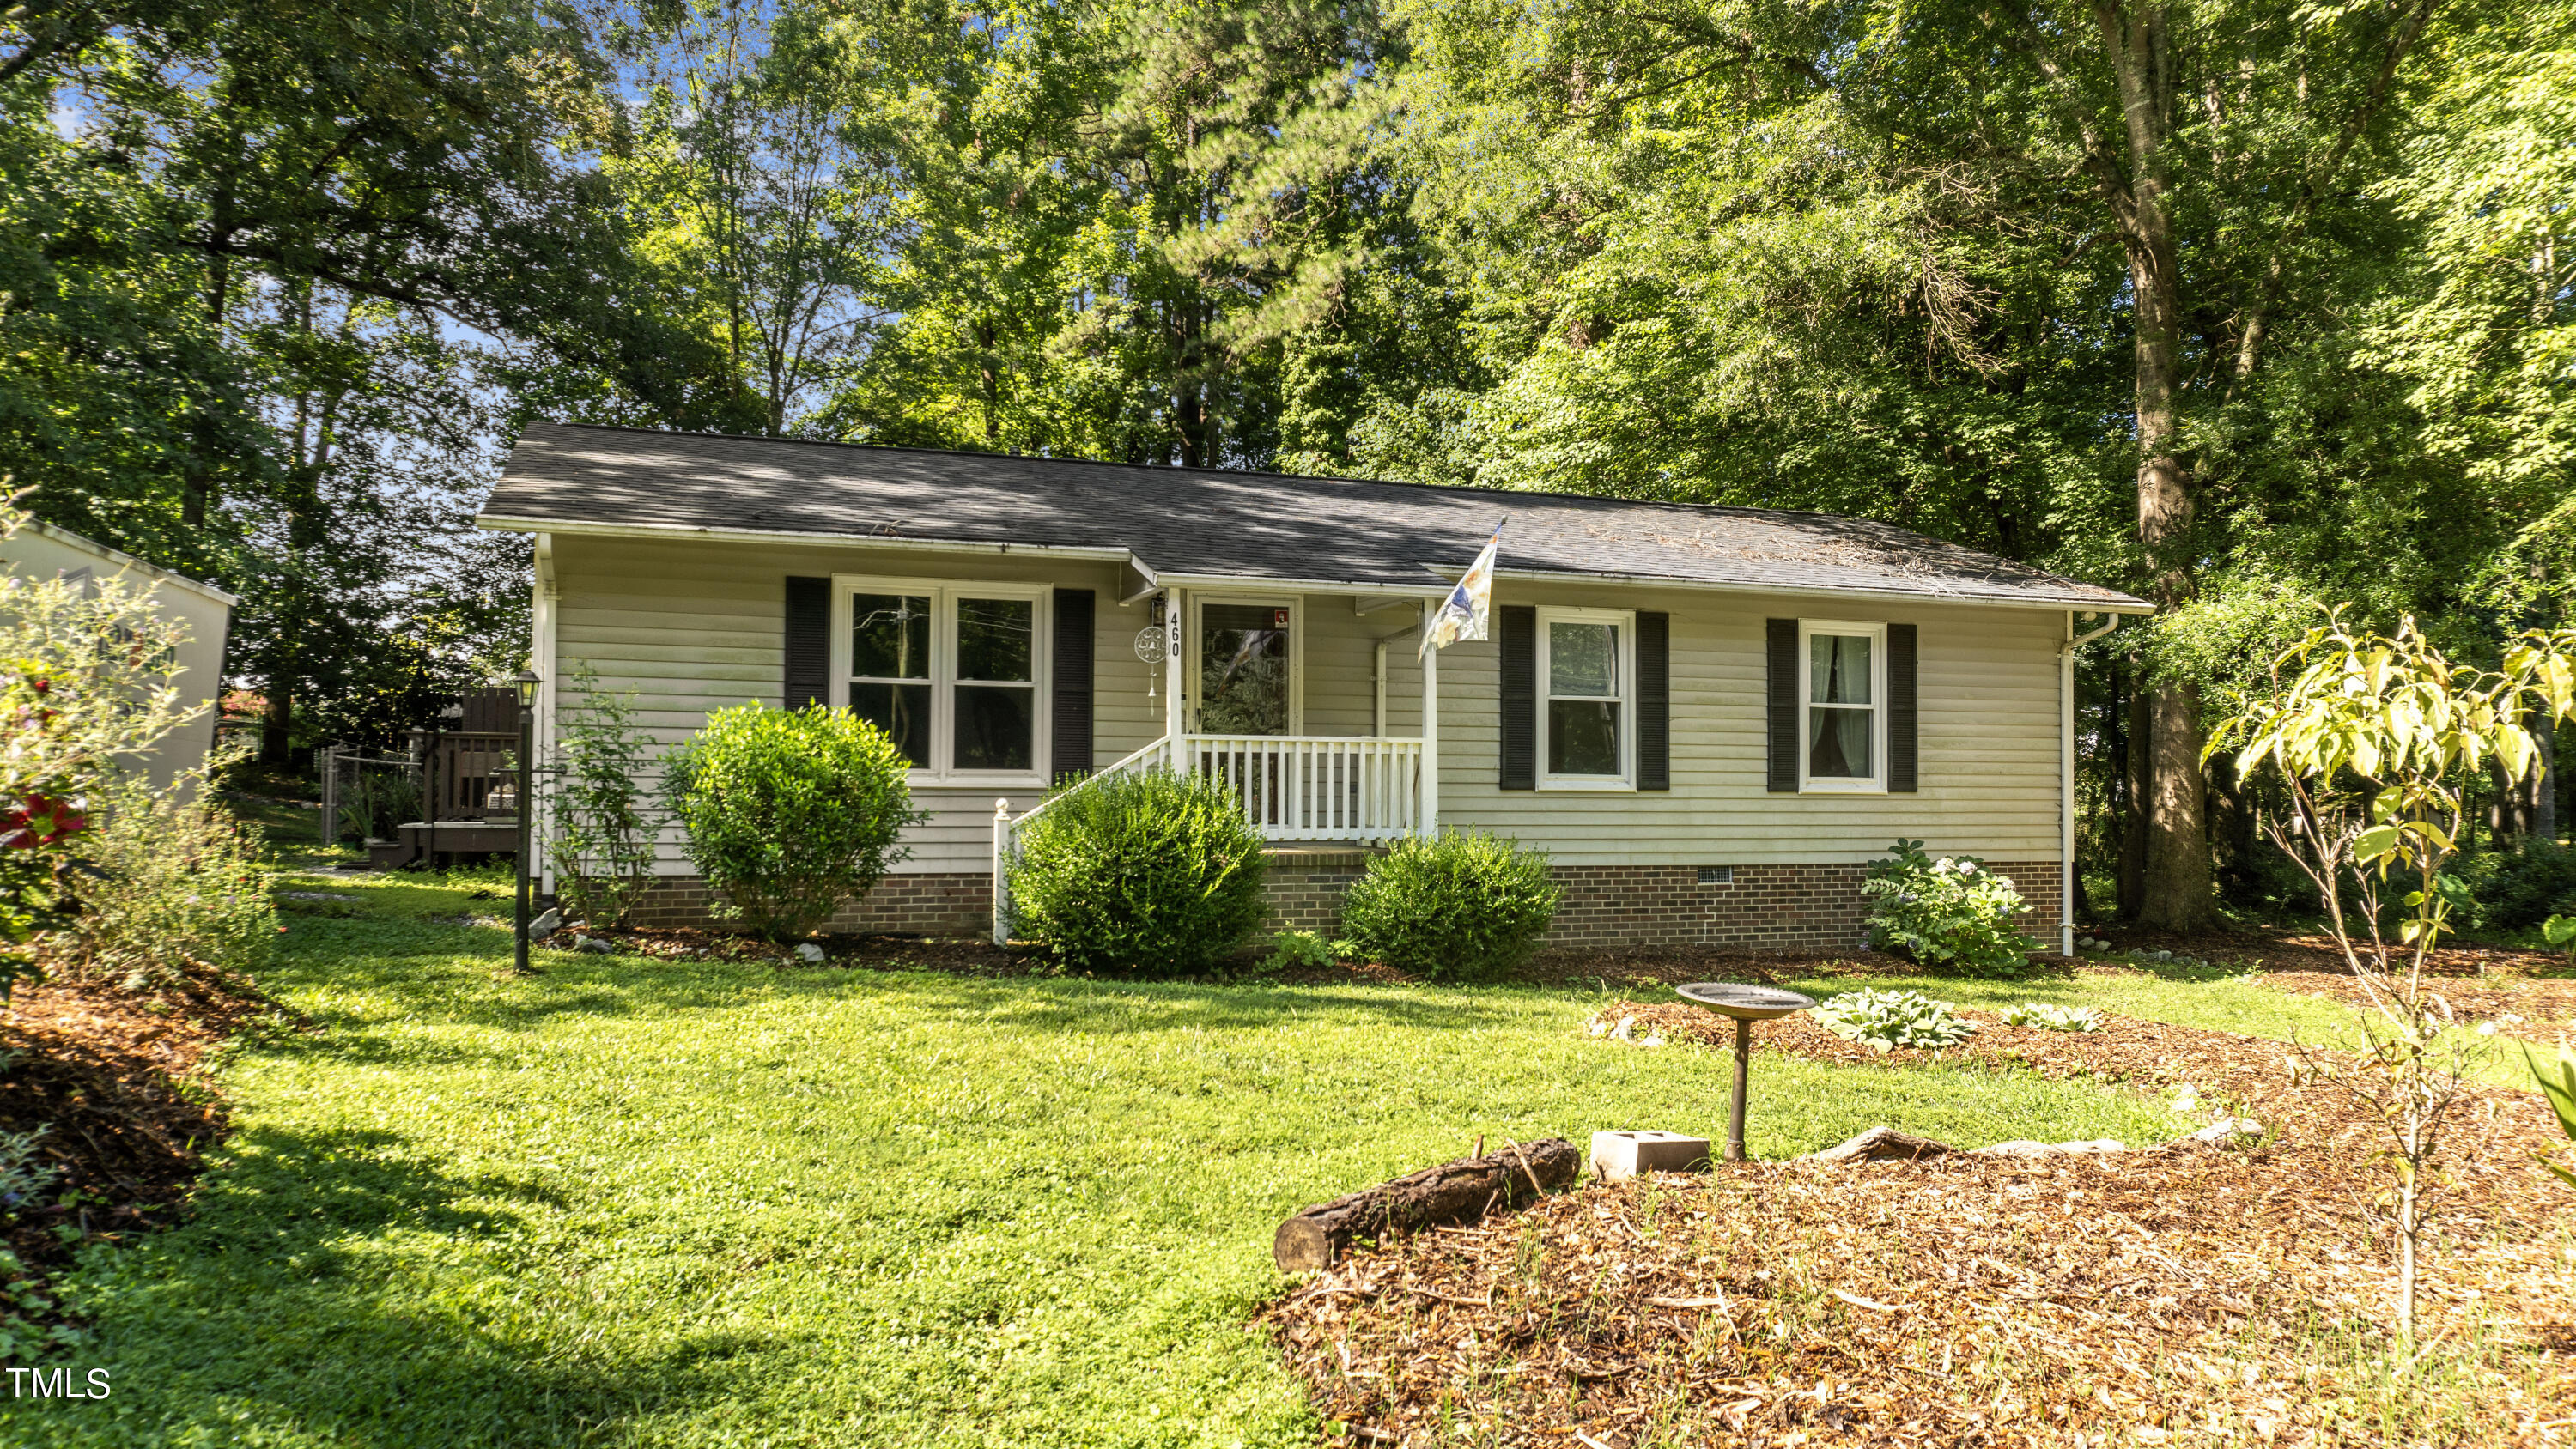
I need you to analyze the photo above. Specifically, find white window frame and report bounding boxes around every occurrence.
[1798,618,1887,794]
[1536,605,1636,791]
[1187,593,1303,736]
[830,576,1051,787]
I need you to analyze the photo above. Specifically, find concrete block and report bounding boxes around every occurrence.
[1589,1130,1711,1182]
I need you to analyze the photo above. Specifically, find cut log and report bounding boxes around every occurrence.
[1273,1137,1581,1272]
[1797,1126,1955,1165]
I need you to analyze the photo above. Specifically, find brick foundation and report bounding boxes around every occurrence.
[616,856,2063,952]
[626,872,993,937]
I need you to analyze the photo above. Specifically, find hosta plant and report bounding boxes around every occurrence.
[1861,840,2035,977]
[2000,1002,2104,1033]
[1813,989,1977,1053]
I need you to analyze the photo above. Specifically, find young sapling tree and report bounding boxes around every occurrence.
[2208,609,2576,1361]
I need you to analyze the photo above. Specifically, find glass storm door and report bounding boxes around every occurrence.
[1198,603,1291,735]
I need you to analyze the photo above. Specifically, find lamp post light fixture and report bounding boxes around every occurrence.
[513,668,541,974]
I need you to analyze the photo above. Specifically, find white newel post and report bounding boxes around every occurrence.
[1419,637,1439,835]
[1163,588,1185,772]
[992,797,1011,945]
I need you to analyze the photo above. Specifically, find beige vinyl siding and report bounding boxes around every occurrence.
[1433,579,2063,865]
[550,533,2065,876]
[550,533,1146,875]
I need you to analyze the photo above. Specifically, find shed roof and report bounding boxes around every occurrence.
[477,423,2150,613]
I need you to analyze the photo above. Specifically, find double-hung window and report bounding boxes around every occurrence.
[1799,620,1884,791]
[1537,607,1634,788]
[839,579,1047,782]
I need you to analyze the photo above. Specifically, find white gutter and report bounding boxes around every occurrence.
[1478,565,2154,616]
[2059,610,2119,955]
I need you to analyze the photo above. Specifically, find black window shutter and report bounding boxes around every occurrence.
[1636,611,1669,791]
[1052,588,1095,783]
[1765,618,1799,792]
[1499,604,1536,790]
[784,576,830,710]
[1888,622,1918,792]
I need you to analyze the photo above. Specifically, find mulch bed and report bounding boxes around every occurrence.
[0,959,282,1323]
[1266,1003,2576,1446]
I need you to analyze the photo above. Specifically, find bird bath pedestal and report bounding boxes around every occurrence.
[1674,983,1819,1161]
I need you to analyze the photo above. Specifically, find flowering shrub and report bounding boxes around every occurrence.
[1860,839,2035,977]
[1813,989,1977,1052]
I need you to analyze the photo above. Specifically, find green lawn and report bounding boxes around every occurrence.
[8,872,2193,1449]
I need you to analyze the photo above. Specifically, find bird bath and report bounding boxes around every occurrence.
[1674,983,1820,1161]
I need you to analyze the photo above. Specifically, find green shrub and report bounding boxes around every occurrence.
[547,667,660,927]
[68,771,277,986]
[1258,929,1337,973]
[662,704,923,942]
[1861,839,2035,977]
[1007,769,1267,973]
[1338,829,1559,981]
[1814,988,1977,1052]
[2451,844,2576,933]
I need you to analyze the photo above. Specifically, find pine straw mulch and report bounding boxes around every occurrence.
[0,958,286,1320]
[1265,1003,2576,1447]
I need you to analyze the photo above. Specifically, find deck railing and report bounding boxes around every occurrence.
[1184,735,1422,843]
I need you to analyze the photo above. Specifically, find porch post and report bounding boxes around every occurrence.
[1163,587,1185,772]
[1419,634,1439,834]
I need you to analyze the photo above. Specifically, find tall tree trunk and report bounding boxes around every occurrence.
[2099,0,2215,930]
[977,316,1000,446]
[259,684,295,768]
[2119,665,2148,918]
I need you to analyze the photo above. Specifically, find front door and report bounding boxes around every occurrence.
[1197,602,1293,735]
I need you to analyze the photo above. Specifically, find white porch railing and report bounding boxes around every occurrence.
[1184,735,1422,843]
[991,732,1428,943]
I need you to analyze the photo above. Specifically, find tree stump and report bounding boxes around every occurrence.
[1273,1137,1580,1272]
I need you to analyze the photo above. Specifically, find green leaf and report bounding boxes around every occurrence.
[2352,823,2401,862]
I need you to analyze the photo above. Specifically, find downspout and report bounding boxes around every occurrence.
[2060,610,2117,955]
[1370,604,1426,737]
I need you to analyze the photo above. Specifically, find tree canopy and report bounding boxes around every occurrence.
[4,0,2567,909]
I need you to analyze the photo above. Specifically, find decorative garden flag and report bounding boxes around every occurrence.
[1420,518,1506,659]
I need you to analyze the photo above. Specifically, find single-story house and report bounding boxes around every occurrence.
[2,516,236,795]
[477,423,2149,953]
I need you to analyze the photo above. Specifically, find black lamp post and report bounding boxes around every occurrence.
[513,667,541,973]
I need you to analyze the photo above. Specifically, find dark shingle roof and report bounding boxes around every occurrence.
[478,423,2149,612]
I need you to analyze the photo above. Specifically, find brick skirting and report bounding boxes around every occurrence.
[624,873,993,937]
[614,856,2063,952]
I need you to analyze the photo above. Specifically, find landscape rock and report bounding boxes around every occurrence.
[528,908,560,937]
[575,936,614,954]
[2183,1117,2263,1147]
[794,943,826,963]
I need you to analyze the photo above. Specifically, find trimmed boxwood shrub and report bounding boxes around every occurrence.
[1339,829,1559,980]
[1007,768,1267,973]
[663,704,923,941]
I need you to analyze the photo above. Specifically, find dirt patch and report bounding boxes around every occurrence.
[0,960,283,1338]
[1267,1006,2576,1446]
